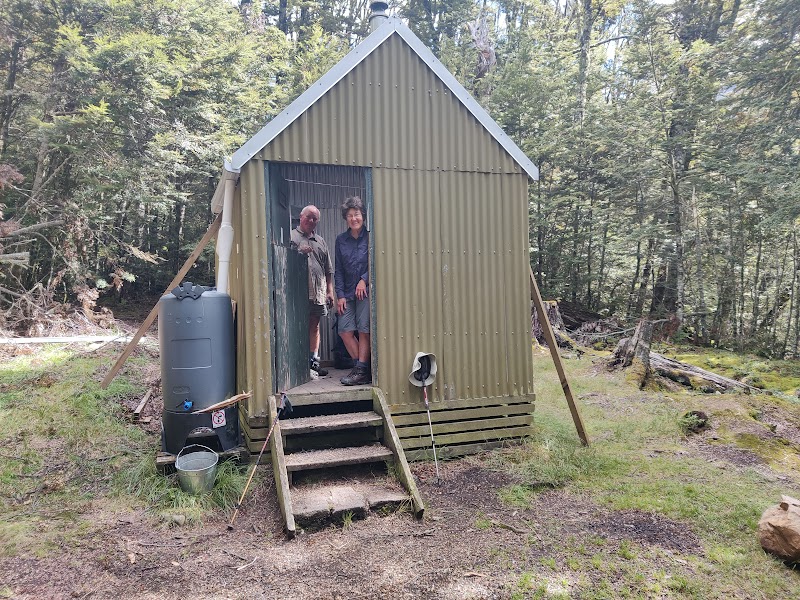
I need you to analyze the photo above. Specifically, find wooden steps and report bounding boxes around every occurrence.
[292,483,410,526]
[280,411,383,436]
[286,388,373,407]
[285,444,393,472]
[267,388,424,536]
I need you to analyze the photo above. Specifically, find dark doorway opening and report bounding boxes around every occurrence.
[265,162,371,393]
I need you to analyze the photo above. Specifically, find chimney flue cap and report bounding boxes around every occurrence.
[369,1,389,31]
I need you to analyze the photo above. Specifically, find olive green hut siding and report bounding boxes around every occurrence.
[256,35,520,176]
[372,168,533,406]
[227,161,271,432]
[220,18,538,455]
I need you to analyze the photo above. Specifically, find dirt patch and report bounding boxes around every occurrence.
[0,457,711,600]
[680,396,800,483]
[576,505,702,553]
[688,438,767,469]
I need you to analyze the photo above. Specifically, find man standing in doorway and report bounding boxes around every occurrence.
[291,205,335,377]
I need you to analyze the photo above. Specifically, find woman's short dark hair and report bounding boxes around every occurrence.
[341,196,366,221]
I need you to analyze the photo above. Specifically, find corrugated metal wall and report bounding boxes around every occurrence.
[230,161,271,429]
[257,34,520,176]
[372,168,533,408]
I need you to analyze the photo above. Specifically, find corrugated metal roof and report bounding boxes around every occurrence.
[228,17,538,180]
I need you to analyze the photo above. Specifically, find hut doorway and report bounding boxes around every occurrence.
[265,162,370,393]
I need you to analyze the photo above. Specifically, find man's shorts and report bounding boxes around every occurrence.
[339,298,369,333]
[309,301,328,318]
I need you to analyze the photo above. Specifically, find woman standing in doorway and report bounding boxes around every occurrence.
[335,196,371,386]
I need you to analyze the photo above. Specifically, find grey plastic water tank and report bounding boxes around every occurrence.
[158,282,234,412]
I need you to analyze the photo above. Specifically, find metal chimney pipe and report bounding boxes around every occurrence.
[369,1,389,32]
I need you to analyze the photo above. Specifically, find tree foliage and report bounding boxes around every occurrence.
[1,0,798,357]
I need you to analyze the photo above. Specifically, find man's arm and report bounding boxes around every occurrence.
[325,273,334,305]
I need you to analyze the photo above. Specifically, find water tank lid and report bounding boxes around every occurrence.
[171,281,209,300]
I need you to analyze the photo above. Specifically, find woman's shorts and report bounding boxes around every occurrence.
[339,298,370,333]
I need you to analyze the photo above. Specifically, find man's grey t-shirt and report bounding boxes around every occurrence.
[290,226,334,305]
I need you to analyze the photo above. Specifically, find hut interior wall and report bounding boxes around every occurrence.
[278,164,366,364]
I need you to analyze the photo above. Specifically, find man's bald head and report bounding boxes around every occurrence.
[299,205,321,235]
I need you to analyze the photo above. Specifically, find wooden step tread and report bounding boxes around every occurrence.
[284,445,393,472]
[292,483,409,526]
[281,411,383,436]
[287,388,373,407]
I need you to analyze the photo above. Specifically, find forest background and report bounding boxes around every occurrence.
[0,0,798,357]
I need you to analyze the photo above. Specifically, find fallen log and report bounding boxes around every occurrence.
[649,352,759,394]
[0,335,133,345]
[610,320,760,393]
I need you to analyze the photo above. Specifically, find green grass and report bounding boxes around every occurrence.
[0,346,248,556]
[474,512,493,530]
[116,454,249,524]
[485,349,800,599]
[4,342,800,597]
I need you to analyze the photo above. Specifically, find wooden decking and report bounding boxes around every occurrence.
[286,367,372,395]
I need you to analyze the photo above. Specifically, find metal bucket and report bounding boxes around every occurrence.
[175,444,218,494]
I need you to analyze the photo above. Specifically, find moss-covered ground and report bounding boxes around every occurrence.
[658,345,800,397]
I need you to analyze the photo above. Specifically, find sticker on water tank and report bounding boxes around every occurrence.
[211,410,226,428]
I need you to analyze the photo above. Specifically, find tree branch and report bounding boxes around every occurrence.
[0,251,30,265]
[587,35,632,50]
[0,284,24,298]
[1,220,63,238]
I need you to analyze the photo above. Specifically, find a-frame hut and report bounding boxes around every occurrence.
[210,8,539,485]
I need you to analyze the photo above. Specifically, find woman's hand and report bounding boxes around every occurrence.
[355,279,367,300]
[337,298,347,315]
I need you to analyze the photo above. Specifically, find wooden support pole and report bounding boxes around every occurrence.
[529,265,589,446]
[100,213,223,389]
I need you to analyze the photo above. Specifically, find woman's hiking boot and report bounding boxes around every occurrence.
[341,365,371,386]
[339,366,358,384]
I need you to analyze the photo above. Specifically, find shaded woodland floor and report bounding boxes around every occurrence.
[2,340,800,599]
